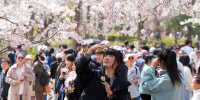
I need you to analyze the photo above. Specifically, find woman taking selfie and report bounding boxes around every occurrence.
[141,49,186,100]
[6,52,35,100]
[76,44,130,100]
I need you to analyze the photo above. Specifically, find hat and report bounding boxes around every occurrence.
[123,53,137,62]
[136,53,143,58]
[195,40,199,44]
[149,47,156,53]
[25,55,33,60]
[141,50,148,56]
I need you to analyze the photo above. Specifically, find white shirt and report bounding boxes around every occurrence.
[17,65,25,95]
[181,46,193,55]
[193,89,200,100]
[183,66,193,91]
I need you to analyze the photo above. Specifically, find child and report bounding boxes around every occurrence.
[192,76,200,100]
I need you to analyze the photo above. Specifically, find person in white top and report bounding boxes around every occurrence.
[192,76,200,100]
[180,40,193,55]
[6,52,35,100]
[179,55,193,100]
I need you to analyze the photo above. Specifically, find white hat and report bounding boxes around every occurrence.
[123,53,137,62]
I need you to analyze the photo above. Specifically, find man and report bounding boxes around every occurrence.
[195,40,200,49]
[124,40,129,50]
[129,44,136,54]
[173,40,177,48]
[75,43,81,58]
[0,59,10,100]
[180,40,193,55]
[16,45,27,56]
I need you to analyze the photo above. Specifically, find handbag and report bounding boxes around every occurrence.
[43,84,51,94]
[39,67,50,86]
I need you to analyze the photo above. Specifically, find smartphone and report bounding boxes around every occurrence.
[20,79,25,81]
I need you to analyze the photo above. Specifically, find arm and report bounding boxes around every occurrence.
[26,67,35,81]
[108,88,128,100]
[33,62,43,78]
[6,68,17,86]
[141,67,172,93]
[136,67,142,85]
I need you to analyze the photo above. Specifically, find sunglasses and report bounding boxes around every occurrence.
[128,56,134,60]
[17,57,24,60]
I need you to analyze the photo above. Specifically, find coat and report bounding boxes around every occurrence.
[0,69,10,99]
[32,61,44,91]
[6,63,35,100]
[76,55,131,100]
[141,67,186,100]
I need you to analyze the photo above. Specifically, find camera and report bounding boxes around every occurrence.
[63,68,69,75]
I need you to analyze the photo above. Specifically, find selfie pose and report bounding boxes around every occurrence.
[6,52,35,100]
[76,44,130,100]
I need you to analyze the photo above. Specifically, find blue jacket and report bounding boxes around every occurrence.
[141,67,186,100]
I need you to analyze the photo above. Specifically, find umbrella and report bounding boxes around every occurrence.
[84,39,102,45]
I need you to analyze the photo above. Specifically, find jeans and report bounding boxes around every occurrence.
[20,95,23,100]
[185,89,190,100]
[44,94,47,100]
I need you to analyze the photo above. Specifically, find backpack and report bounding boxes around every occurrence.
[39,68,50,86]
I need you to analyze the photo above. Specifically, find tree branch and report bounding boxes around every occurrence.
[0,16,18,25]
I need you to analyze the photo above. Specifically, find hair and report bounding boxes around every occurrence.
[63,48,75,56]
[17,45,22,49]
[194,76,200,84]
[33,51,44,63]
[124,40,129,45]
[65,54,75,62]
[144,54,154,64]
[59,44,68,49]
[49,48,55,56]
[1,59,10,64]
[179,55,192,72]
[185,40,191,45]
[157,49,181,85]
[103,48,123,75]
[196,50,200,54]
[129,44,135,49]
[15,52,25,58]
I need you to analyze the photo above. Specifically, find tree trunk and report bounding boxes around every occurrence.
[97,13,104,40]
[198,34,200,40]
[85,6,90,39]
[72,1,82,48]
[187,27,192,41]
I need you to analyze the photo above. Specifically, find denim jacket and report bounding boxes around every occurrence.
[141,67,186,100]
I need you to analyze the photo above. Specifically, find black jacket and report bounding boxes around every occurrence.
[76,55,130,100]
[0,69,10,99]
[50,61,58,79]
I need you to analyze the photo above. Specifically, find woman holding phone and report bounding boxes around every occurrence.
[6,52,35,100]
[141,49,186,100]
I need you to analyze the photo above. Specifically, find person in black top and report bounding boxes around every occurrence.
[76,44,130,100]
[0,59,10,100]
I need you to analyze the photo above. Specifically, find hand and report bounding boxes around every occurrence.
[72,62,76,71]
[131,77,138,84]
[54,94,57,97]
[16,80,23,85]
[102,82,113,96]
[87,44,104,55]
[151,58,159,68]
[21,72,27,78]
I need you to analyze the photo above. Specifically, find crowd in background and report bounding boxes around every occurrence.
[0,39,200,100]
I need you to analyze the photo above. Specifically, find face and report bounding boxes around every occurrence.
[1,62,10,71]
[197,53,200,58]
[62,53,66,61]
[173,41,177,46]
[77,46,81,50]
[95,54,103,63]
[103,54,117,69]
[25,59,33,66]
[195,44,199,47]
[65,59,72,68]
[192,79,200,90]
[128,56,135,64]
[16,54,25,64]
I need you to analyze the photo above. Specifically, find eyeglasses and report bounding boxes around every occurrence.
[17,57,24,60]
[128,56,134,60]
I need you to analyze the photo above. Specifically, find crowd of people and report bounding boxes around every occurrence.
[0,39,200,100]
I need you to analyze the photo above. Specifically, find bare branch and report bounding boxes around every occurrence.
[0,16,18,25]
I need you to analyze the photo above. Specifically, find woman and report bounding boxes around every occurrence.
[139,54,154,100]
[141,49,186,100]
[76,44,130,100]
[6,52,35,100]
[124,54,141,100]
[25,55,35,100]
[89,49,104,71]
[58,54,75,100]
[32,51,46,100]
[179,55,193,100]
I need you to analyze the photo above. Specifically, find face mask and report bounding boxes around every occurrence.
[137,58,144,64]
[41,56,45,61]
[27,60,32,66]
